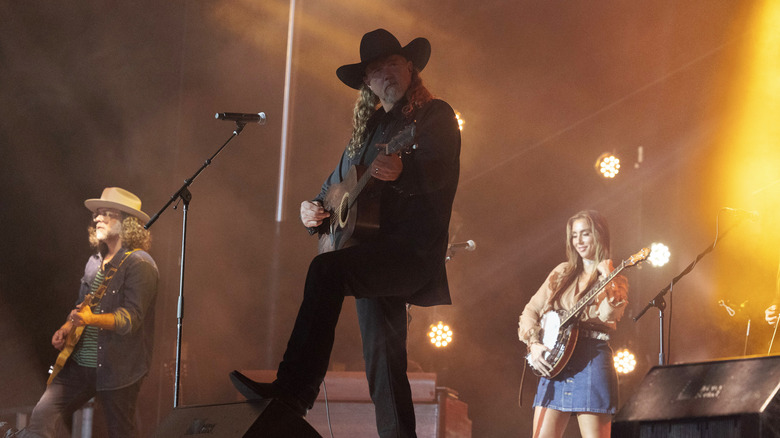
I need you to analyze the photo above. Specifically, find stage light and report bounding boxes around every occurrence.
[455,111,465,131]
[613,348,637,374]
[428,321,453,348]
[595,153,620,178]
[648,242,671,267]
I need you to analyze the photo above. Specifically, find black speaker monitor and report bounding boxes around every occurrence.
[613,355,780,437]
[152,400,322,438]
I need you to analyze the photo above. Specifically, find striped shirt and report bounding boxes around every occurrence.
[71,268,104,368]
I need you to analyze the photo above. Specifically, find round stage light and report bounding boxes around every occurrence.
[613,348,637,374]
[595,153,621,178]
[649,242,671,267]
[428,322,453,348]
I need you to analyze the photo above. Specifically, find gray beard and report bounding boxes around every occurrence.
[383,84,404,105]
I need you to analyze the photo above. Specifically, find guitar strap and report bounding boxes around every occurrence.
[89,249,139,305]
[47,249,141,385]
[518,360,528,407]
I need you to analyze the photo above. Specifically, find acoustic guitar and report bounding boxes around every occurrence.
[317,124,416,254]
[527,247,650,378]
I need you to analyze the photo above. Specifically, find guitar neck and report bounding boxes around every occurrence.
[560,260,628,327]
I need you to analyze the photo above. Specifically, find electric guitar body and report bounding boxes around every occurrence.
[48,295,93,384]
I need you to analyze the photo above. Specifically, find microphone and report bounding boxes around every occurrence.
[448,240,476,252]
[215,112,267,124]
[722,207,759,221]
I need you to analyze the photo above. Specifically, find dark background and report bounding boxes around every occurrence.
[2,1,779,436]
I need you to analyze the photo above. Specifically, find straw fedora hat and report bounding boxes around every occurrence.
[84,187,150,222]
[336,29,431,90]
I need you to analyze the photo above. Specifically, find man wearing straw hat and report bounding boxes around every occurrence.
[5,187,159,438]
[230,29,461,437]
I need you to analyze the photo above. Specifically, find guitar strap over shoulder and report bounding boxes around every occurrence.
[90,249,139,304]
[47,249,141,385]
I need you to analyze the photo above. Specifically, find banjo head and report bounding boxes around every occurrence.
[539,310,562,350]
[526,310,577,378]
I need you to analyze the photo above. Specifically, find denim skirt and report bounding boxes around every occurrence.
[532,337,618,414]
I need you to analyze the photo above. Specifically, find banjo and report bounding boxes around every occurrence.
[526,247,650,378]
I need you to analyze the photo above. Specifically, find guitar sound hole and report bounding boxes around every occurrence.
[340,198,349,222]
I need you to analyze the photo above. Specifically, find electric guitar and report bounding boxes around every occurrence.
[317,124,416,254]
[47,294,99,384]
[47,250,136,384]
[526,247,650,378]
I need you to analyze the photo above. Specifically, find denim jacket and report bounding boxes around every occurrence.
[78,248,158,390]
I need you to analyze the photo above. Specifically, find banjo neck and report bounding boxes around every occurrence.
[559,248,650,327]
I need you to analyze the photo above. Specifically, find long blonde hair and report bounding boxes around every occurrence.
[547,210,611,308]
[347,69,433,158]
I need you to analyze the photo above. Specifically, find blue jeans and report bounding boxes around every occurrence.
[21,362,142,438]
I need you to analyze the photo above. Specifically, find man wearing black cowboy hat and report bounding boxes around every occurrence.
[3,187,159,438]
[230,29,461,437]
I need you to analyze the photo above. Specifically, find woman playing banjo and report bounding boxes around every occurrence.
[518,210,629,438]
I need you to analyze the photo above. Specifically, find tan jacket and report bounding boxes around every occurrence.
[518,262,628,346]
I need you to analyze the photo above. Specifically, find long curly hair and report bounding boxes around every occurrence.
[347,69,433,158]
[89,215,152,252]
[547,210,611,309]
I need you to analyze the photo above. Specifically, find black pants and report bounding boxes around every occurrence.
[276,238,434,438]
[20,362,141,438]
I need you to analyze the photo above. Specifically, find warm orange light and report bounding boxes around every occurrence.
[428,321,453,348]
[717,3,780,211]
[613,348,637,374]
[708,2,780,312]
[595,153,620,178]
[455,112,465,131]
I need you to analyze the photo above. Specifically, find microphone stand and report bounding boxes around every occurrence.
[407,241,474,348]
[634,219,743,366]
[145,121,248,408]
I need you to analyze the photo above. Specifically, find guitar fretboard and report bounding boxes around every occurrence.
[559,248,649,327]
[559,261,627,327]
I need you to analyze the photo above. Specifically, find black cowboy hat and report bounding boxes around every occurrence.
[336,29,431,90]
